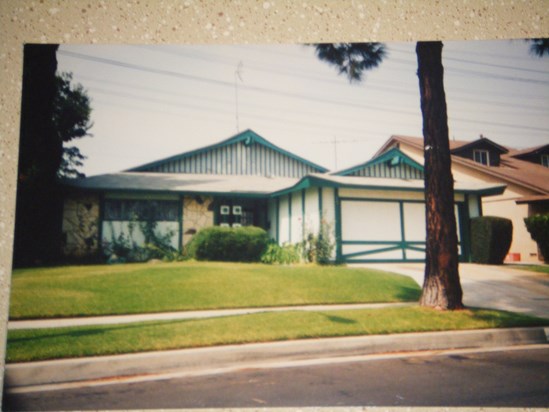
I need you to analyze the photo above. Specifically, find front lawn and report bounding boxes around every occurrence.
[508,264,549,275]
[7,306,548,363]
[9,262,421,319]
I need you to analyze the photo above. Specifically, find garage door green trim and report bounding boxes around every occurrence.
[337,197,465,263]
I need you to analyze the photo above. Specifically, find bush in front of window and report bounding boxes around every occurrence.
[189,226,270,262]
[471,216,513,265]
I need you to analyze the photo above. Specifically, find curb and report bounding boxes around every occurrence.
[5,327,547,390]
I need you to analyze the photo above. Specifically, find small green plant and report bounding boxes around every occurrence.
[524,214,549,263]
[315,220,335,265]
[301,220,335,265]
[103,218,180,263]
[260,242,302,264]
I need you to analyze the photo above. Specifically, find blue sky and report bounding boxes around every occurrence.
[56,40,549,176]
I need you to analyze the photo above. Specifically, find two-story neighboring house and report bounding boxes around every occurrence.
[60,129,505,264]
[375,135,549,262]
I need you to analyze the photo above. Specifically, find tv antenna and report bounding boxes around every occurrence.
[234,61,244,132]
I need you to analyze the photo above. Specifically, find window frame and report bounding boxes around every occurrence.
[473,149,490,165]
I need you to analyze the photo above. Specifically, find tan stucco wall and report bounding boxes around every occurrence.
[182,195,214,246]
[61,194,100,257]
[398,143,541,262]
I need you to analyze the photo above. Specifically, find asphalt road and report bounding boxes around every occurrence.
[4,346,549,410]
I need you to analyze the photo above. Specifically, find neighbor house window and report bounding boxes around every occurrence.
[542,154,549,168]
[473,149,490,165]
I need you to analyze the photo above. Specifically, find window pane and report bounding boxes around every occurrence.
[104,199,179,221]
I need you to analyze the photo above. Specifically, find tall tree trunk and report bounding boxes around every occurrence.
[13,44,61,267]
[416,41,464,310]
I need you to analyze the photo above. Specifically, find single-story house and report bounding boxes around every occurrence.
[374,135,549,262]
[61,129,506,263]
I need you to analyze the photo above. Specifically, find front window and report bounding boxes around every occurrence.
[104,199,179,221]
[473,149,490,165]
[542,154,549,168]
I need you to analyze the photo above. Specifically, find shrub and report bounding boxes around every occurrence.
[301,220,335,265]
[470,216,513,265]
[524,214,549,263]
[190,226,269,262]
[260,242,302,264]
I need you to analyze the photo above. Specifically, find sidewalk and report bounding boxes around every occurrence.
[8,302,414,330]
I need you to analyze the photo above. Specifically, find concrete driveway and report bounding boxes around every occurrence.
[355,263,549,319]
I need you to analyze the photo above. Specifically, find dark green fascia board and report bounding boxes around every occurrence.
[125,129,328,173]
[269,175,506,198]
[63,186,272,200]
[63,177,505,200]
[270,174,427,198]
[333,147,424,176]
[460,184,506,197]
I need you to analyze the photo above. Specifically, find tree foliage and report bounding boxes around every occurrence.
[528,38,549,57]
[54,72,93,179]
[313,43,386,82]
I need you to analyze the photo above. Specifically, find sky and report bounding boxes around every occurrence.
[56,40,549,176]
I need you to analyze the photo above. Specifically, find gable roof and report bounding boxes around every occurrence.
[510,144,549,159]
[379,135,549,195]
[450,136,509,156]
[333,147,424,178]
[127,129,328,174]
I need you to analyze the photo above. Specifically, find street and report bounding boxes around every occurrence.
[4,346,549,410]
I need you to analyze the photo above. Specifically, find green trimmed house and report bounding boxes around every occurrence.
[61,129,505,263]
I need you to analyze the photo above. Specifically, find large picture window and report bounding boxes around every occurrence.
[104,199,179,221]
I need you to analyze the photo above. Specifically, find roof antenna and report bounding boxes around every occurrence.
[234,61,244,132]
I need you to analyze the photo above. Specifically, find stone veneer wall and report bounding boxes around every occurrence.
[61,194,100,257]
[182,195,214,245]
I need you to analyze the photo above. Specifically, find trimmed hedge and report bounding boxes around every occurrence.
[187,226,270,262]
[524,214,549,263]
[471,216,513,265]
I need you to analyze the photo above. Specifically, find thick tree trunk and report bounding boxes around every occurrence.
[416,41,464,310]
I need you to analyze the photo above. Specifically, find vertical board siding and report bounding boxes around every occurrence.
[349,163,423,179]
[137,138,324,177]
[278,195,290,244]
[291,192,302,243]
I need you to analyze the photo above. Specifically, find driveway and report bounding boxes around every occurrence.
[355,263,549,319]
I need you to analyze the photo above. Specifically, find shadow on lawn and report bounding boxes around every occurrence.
[396,285,422,302]
[8,320,187,345]
[321,313,357,325]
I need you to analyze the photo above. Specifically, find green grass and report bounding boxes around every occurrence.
[9,262,421,320]
[508,264,549,275]
[7,306,548,363]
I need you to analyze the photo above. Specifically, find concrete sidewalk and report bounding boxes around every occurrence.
[8,302,414,330]
[6,327,548,392]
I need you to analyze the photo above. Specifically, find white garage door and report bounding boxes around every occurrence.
[340,199,460,262]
